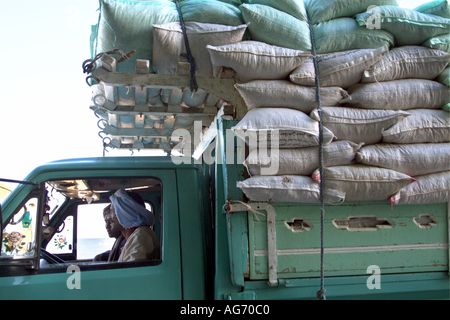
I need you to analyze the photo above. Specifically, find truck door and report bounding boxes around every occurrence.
[0,169,182,300]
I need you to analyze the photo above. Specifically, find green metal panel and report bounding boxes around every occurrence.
[242,273,450,300]
[220,118,248,287]
[248,202,448,279]
[176,168,208,299]
[214,117,248,299]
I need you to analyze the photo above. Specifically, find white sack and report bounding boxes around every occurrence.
[310,107,410,145]
[245,141,363,176]
[237,175,346,203]
[390,171,450,205]
[340,79,450,110]
[207,41,310,83]
[290,46,388,89]
[382,109,450,144]
[235,80,348,112]
[153,22,247,76]
[231,108,335,149]
[357,143,450,176]
[362,46,450,83]
[311,165,415,202]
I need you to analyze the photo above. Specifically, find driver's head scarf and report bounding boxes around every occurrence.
[109,189,154,228]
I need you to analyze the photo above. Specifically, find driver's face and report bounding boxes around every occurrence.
[103,204,123,238]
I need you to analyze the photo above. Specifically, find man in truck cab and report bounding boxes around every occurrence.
[93,204,126,262]
[109,190,160,262]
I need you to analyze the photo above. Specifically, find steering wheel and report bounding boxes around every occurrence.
[40,248,66,264]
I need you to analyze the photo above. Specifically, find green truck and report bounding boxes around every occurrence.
[1,0,449,301]
[0,118,448,300]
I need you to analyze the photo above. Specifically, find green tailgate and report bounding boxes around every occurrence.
[248,202,448,279]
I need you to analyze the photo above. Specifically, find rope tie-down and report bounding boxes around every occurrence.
[307,14,327,301]
[175,0,198,95]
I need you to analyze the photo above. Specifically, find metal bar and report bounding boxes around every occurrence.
[266,205,278,286]
[0,178,37,186]
[254,243,449,256]
[225,202,278,286]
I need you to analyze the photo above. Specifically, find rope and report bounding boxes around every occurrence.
[307,14,326,301]
[82,49,132,74]
[174,0,199,94]
[227,200,266,221]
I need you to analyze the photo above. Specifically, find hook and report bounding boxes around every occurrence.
[93,94,106,108]
[97,119,108,130]
[82,58,96,74]
[94,109,104,119]
[85,75,100,87]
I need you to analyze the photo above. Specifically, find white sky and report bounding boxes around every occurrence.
[0,1,100,189]
[0,0,431,192]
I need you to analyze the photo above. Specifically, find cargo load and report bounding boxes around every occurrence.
[88,0,450,205]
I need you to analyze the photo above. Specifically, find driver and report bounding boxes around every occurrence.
[109,190,160,262]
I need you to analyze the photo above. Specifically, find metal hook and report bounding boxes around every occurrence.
[85,75,100,87]
[82,59,96,74]
[93,109,104,119]
[97,119,108,130]
[93,94,107,108]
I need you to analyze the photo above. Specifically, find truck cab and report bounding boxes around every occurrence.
[0,156,214,299]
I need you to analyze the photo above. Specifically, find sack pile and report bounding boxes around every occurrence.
[91,0,450,205]
[231,0,450,205]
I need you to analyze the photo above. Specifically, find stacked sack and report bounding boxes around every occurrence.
[91,0,450,205]
[228,0,450,205]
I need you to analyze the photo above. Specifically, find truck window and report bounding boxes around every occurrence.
[77,203,115,260]
[40,177,163,270]
[46,215,74,256]
[1,198,38,259]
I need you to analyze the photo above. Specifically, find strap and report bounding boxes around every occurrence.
[307,14,327,301]
[174,0,199,94]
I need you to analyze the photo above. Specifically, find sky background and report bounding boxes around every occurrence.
[0,0,430,193]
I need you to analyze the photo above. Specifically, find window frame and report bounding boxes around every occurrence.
[38,176,164,273]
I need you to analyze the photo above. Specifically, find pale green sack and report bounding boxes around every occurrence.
[240,3,311,51]
[355,5,450,46]
[422,34,450,52]
[92,0,179,73]
[248,0,308,21]
[305,0,398,24]
[312,18,394,53]
[414,0,450,18]
[179,0,244,26]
